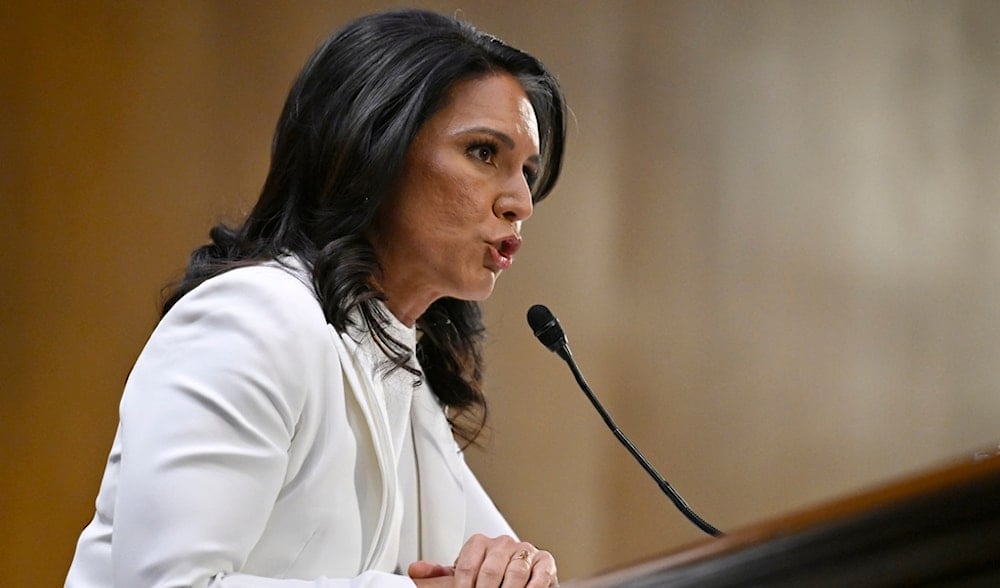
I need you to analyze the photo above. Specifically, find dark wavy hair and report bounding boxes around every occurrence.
[161,9,567,444]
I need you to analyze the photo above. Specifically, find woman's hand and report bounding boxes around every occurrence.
[408,534,558,587]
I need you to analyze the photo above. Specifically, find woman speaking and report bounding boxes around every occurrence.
[66,9,566,588]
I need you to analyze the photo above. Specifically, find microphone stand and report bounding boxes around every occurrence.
[559,343,723,537]
[530,304,723,537]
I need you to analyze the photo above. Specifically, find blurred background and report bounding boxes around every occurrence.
[3,1,999,585]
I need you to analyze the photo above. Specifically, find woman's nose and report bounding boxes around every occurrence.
[494,172,533,222]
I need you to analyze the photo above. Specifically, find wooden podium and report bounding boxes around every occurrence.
[567,447,1000,587]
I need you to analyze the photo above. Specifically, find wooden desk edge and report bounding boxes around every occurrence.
[566,445,1000,587]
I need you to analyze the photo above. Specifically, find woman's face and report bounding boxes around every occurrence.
[369,73,541,325]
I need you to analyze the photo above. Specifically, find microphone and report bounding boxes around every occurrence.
[526,304,724,537]
[527,304,571,361]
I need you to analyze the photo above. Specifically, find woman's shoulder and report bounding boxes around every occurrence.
[163,258,329,342]
[210,258,315,300]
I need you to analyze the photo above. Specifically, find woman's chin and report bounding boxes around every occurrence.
[458,274,499,302]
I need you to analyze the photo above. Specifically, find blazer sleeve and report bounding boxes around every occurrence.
[460,457,518,541]
[108,267,416,588]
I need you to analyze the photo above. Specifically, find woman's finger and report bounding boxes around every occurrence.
[526,549,559,588]
[452,534,491,588]
[474,538,528,587]
[501,546,537,588]
[407,560,455,579]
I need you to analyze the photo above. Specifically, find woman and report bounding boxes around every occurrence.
[65,9,566,588]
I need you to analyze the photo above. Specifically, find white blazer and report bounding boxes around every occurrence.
[66,260,513,587]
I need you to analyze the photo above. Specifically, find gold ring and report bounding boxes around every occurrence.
[512,549,531,561]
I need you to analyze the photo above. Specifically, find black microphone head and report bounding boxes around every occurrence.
[527,304,568,353]
[526,304,554,332]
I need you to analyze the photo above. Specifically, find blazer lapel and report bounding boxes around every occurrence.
[334,329,401,572]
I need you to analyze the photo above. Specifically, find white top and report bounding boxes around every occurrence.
[65,258,514,587]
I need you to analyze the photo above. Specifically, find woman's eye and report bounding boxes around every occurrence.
[469,142,497,163]
[523,166,539,187]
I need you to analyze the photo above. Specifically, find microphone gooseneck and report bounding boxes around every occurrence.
[526,304,724,538]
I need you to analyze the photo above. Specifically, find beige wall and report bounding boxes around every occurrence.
[3,1,999,585]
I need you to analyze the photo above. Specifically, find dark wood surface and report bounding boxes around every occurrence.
[567,445,1000,587]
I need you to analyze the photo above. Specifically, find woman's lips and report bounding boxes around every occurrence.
[487,237,522,271]
[499,237,521,258]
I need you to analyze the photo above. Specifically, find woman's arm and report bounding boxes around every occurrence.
[105,266,414,588]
